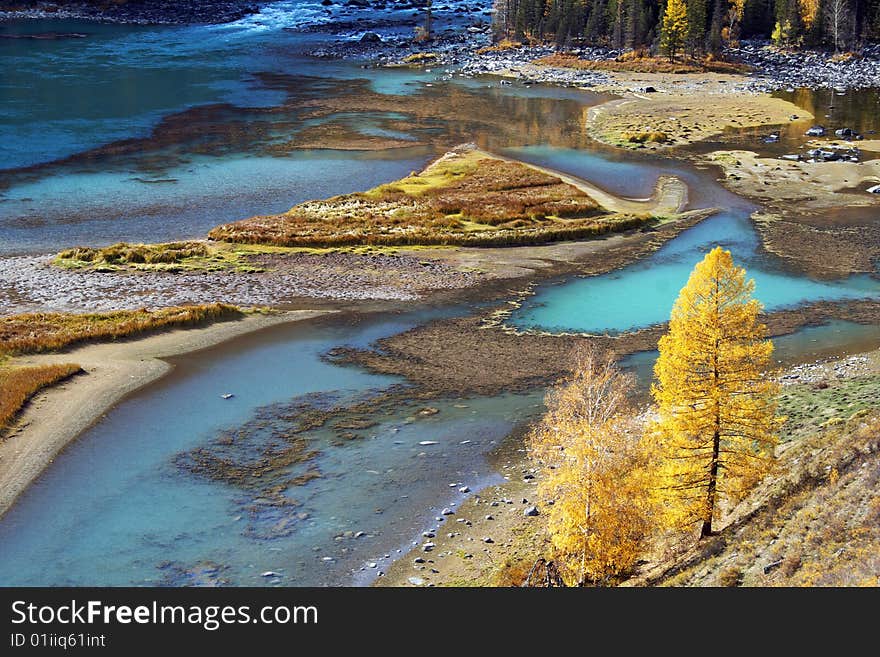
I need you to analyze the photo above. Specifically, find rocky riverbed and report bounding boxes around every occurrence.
[0,251,483,313]
[454,41,880,92]
[780,354,875,385]
[343,34,880,94]
[730,42,880,92]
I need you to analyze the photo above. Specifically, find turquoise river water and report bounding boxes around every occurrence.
[0,2,878,585]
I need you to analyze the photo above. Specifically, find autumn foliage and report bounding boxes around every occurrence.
[529,346,656,585]
[649,247,782,538]
[661,0,690,61]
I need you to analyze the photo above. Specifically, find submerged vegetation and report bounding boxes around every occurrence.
[209,150,657,248]
[0,304,245,356]
[0,363,83,431]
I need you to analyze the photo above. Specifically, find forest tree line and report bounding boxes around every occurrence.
[492,0,880,53]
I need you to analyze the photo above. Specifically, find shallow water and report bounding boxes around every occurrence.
[0,307,544,586]
[623,320,880,389]
[508,212,880,335]
[0,4,602,255]
[0,152,429,254]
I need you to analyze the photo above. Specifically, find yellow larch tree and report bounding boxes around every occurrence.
[660,0,689,61]
[529,345,656,586]
[649,247,782,539]
[799,0,821,29]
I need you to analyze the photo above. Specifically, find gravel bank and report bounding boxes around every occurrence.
[0,251,483,314]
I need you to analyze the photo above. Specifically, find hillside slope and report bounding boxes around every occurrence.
[635,354,880,587]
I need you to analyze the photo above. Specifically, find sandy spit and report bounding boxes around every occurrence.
[0,310,332,518]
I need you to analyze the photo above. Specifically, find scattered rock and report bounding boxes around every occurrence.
[835,127,863,140]
[524,506,540,517]
[360,32,383,44]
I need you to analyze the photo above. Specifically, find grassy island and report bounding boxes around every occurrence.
[207,149,656,248]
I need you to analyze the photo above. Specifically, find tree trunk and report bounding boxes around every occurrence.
[702,294,721,538]
[701,427,720,537]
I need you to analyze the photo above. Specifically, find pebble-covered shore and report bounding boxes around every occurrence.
[780,354,874,385]
[449,41,880,93]
[0,251,483,314]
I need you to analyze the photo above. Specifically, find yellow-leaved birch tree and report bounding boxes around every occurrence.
[529,345,655,585]
[650,247,781,539]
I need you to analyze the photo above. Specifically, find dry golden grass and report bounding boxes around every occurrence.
[401,52,437,64]
[209,152,650,248]
[0,363,83,430]
[476,39,522,54]
[624,131,669,144]
[0,304,245,356]
[54,241,269,273]
[57,241,208,267]
[535,52,751,74]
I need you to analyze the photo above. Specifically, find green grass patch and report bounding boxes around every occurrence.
[778,374,880,443]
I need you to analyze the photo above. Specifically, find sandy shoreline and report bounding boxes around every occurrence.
[0,309,332,519]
